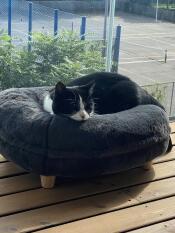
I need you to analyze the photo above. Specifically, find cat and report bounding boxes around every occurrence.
[43,81,95,121]
[43,71,172,153]
[43,71,164,121]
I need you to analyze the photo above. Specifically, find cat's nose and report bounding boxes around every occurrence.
[80,111,88,120]
[81,113,86,120]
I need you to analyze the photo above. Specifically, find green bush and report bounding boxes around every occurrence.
[143,84,166,106]
[0,31,105,89]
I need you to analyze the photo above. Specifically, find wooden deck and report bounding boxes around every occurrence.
[0,123,175,233]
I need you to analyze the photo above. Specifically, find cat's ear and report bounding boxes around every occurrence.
[55,81,66,93]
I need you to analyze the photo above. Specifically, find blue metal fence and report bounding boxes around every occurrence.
[8,0,12,36]
[1,0,122,71]
[54,9,59,36]
[80,16,86,40]
[0,0,83,42]
[28,2,32,52]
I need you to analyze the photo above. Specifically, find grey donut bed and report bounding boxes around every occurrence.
[0,86,171,180]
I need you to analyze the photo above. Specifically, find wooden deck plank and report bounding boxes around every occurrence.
[153,148,175,163]
[170,122,175,133]
[0,187,137,218]
[0,191,136,233]
[125,176,175,203]
[171,133,175,144]
[1,161,175,232]
[0,160,174,215]
[92,160,175,188]
[1,174,175,220]
[0,174,40,196]
[35,196,175,233]
[0,157,174,214]
[0,162,27,178]
[129,219,175,233]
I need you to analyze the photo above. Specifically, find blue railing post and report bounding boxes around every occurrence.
[28,2,33,52]
[113,25,121,72]
[80,16,86,40]
[54,9,58,36]
[8,0,12,36]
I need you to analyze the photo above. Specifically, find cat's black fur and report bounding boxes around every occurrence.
[68,72,165,114]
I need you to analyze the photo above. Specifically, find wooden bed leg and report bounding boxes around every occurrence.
[143,161,153,170]
[40,175,56,189]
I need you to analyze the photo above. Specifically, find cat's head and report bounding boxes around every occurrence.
[52,81,95,121]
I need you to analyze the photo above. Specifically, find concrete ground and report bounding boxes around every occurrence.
[87,12,175,86]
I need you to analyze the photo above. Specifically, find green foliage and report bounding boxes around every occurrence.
[0,31,105,89]
[144,84,166,105]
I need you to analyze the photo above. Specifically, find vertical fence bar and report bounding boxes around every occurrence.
[156,0,159,22]
[71,22,74,32]
[103,0,109,56]
[54,9,58,36]
[8,0,12,36]
[28,2,33,52]
[80,16,86,40]
[103,0,109,42]
[169,82,175,116]
[106,0,116,72]
[113,25,121,73]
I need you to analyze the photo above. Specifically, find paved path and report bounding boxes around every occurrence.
[87,12,175,86]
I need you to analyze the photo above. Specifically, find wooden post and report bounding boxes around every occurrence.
[143,161,153,170]
[40,175,56,189]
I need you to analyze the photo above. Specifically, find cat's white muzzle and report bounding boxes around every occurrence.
[70,110,90,121]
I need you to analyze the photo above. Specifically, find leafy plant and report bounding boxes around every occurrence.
[143,84,167,105]
[0,31,105,89]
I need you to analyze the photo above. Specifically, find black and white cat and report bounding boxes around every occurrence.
[43,81,95,121]
[43,72,164,121]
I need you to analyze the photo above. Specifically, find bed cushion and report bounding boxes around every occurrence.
[0,87,170,177]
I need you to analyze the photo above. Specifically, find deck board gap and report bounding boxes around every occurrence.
[0,187,41,198]
[124,216,175,233]
[0,172,28,179]
[0,160,8,164]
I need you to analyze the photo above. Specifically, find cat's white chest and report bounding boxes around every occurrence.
[43,94,53,114]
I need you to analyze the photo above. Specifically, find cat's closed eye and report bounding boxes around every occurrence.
[84,101,93,112]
